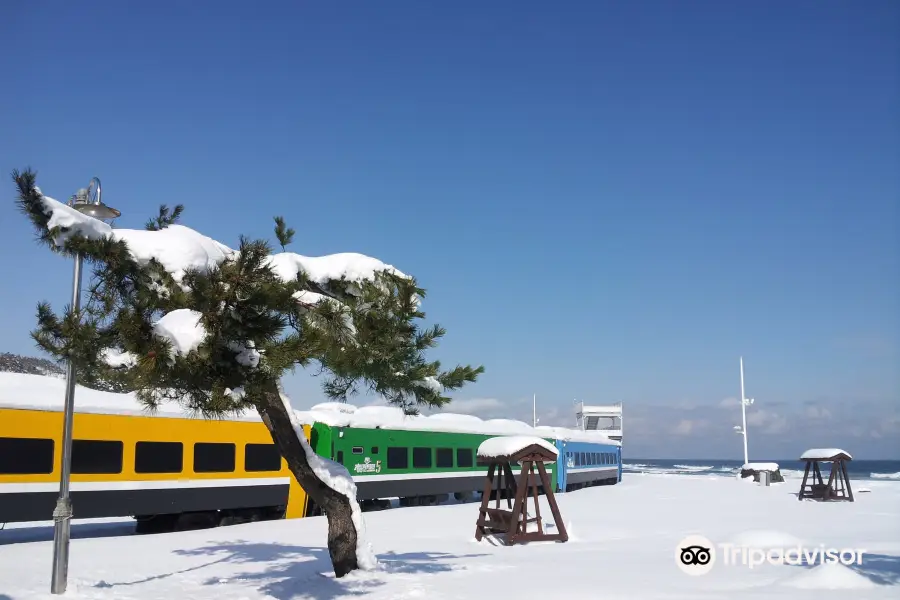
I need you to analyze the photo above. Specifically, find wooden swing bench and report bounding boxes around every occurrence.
[797,448,854,502]
[474,436,568,545]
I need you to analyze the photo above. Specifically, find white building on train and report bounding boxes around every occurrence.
[575,401,622,443]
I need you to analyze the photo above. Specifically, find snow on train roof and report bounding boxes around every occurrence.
[0,373,619,445]
[0,372,261,422]
[295,402,620,445]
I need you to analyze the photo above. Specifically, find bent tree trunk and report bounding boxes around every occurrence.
[255,383,360,578]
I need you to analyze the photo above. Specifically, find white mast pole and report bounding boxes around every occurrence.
[740,357,749,465]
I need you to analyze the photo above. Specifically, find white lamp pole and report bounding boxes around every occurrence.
[50,177,121,595]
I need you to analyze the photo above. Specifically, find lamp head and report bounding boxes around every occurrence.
[71,177,121,221]
[72,201,121,220]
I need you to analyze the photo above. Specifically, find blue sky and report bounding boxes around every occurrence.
[2,1,897,459]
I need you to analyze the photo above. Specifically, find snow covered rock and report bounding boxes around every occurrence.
[740,462,784,483]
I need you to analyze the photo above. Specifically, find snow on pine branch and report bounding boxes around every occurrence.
[152,309,207,358]
[99,347,138,368]
[35,191,408,289]
[415,376,443,393]
[37,189,410,371]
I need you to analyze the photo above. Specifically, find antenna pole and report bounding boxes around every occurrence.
[533,393,537,428]
[740,357,748,464]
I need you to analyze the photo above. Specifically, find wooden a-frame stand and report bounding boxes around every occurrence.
[474,443,568,545]
[798,450,854,502]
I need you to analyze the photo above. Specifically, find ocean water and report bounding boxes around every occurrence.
[623,459,900,482]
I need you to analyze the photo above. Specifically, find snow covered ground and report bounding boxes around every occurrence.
[1,474,898,599]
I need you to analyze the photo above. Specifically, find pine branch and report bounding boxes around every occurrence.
[145,204,184,230]
[12,168,484,420]
[273,216,295,250]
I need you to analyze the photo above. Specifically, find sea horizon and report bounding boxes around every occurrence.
[622,457,900,482]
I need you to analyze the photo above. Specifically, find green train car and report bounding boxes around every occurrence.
[307,421,558,509]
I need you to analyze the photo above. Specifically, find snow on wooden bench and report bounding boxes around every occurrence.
[476,435,558,461]
[800,448,852,461]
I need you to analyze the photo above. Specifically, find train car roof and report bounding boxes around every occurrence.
[294,403,621,446]
[0,372,261,422]
[0,373,620,445]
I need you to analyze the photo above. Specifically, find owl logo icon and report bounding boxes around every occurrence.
[676,535,716,575]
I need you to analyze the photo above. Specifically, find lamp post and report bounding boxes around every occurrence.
[50,177,120,596]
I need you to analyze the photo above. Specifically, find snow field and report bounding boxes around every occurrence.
[1,473,897,599]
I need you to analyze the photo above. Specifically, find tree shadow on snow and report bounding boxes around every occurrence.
[787,553,900,586]
[171,540,489,600]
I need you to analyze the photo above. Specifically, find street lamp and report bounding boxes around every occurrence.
[51,176,120,596]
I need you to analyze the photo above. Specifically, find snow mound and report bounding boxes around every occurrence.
[743,462,780,471]
[477,436,558,459]
[727,530,805,549]
[781,562,875,590]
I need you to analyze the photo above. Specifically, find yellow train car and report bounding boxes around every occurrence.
[0,373,309,532]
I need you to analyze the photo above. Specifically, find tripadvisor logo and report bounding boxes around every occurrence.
[676,535,866,575]
[676,535,716,575]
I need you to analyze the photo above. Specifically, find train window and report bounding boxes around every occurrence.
[592,452,597,465]
[337,451,344,464]
[193,442,235,473]
[0,437,54,474]
[456,448,474,468]
[412,447,432,469]
[371,446,379,454]
[245,443,281,472]
[135,441,183,473]
[436,448,453,468]
[387,447,408,469]
[602,453,608,464]
[72,439,123,474]
[574,453,580,466]
[352,447,364,455]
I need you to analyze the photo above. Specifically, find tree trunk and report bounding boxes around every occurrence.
[254,382,360,578]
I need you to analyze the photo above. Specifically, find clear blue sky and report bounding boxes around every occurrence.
[2,1,897,459]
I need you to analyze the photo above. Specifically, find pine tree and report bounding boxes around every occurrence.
[12,168,483,577]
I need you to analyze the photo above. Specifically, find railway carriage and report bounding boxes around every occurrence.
[556,438,622,491]
[1,373,620,532]
[307,421,559,510]
[0,373,308,531]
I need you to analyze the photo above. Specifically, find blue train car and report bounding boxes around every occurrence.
[555,437,621,492]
